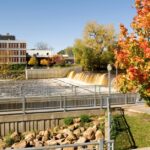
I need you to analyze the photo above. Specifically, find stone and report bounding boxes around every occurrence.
[36,134,42,141]
[11,140,26,149]
[24,132,35,143]
[73,128,81,137]
[64,147,75,150]
[95,130,103,140]
[73,118,81,123]
[35,140,43,147]
[39,130,45,136]
[79,127,85,132]
[56,138,65,144]
[68,125,75,131]
[56,133,63,139]
[44,139,57,146]
[83,127,95,140]
[73,123,80,129]
[93,120,100,127]
[0,139,6,149]
[92,125,97,133]
[66,133,76,141]
[76,137,86,144]
[10,131,20,142]
[63,129,72,135]
[61,140,71,145]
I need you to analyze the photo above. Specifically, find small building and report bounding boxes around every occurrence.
[26,49,52,64]
[0,33,26,64]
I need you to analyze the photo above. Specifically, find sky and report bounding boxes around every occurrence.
[0,0,136,52]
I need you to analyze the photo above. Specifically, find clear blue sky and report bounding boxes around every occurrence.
[0,0,136,52]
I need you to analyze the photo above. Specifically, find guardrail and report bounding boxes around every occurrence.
[0,93,137,115]
[14,139,114,150]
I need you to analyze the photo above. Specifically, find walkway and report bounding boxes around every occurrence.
[123,103,150,115]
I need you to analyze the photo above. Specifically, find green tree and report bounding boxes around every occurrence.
[72,22,116,71]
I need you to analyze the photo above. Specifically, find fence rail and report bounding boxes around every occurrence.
[14,140,114,150]
[0,93,137,115]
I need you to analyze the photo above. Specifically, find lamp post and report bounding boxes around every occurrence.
[107,64,112,150]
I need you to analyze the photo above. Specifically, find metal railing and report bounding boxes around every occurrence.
[14,139,114,150]
[0,93,137,114]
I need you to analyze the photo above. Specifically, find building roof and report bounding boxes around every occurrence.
[27,49,52,57]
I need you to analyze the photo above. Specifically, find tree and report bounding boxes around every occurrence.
[28,56,38,66]
[83,21,115,53]
[40,59,49,66]
[115,0,150,105]
[72,22,116,70]
[73,39,84,64]
[35,42,49,50]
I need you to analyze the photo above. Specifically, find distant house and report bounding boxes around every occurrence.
[0,33,26,64]
[26,49,52,64]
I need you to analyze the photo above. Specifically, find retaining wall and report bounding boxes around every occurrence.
[0,109,104,136]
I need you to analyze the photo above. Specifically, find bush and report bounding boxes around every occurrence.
[4,135,14,147]
[80,114,90,123]
[64,117,73,126]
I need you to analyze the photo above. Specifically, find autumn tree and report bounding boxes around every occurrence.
[40,59,49,66]
[115,0,150,105]
[28,56,38,66]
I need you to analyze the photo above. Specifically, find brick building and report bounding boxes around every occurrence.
[0,34,26,64]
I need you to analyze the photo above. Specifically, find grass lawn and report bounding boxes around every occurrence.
[113,113,150,150]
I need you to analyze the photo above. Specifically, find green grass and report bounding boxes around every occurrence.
[113,113,150,150]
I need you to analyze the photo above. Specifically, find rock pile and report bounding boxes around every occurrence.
[0,116,104,149]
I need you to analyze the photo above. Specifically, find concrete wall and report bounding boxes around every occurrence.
[25,66,82,79]
[0,109,105,136]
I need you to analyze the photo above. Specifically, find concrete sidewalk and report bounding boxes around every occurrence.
[123,103,150,115]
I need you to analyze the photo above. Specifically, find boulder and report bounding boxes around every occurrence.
[11,140,26,149]
[79,127,85,132]
[34,140,43,147]
[10,131,20,143]
[73,123,80,129]
[61,140,71,145]
[39,130,45,136]
[76,137,86,144]
[63,147,74,150]
[42,130,50,142]
[83,127,95,140]
[0,139,6,149]
[24,132,35,143]
[66,133,76,141]
[73,128,81,137]
[73,118,81,123]
[68,125,75,131]
[92,125,97,133]
[95,130,103,140]
[56,133,63,139]
[63,129,72,135]
[36,134,42,141]
[44,139,57,146]
[93,120,100,127]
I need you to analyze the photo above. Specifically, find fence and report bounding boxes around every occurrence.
[0,93,137,114]
[15,140,114,150]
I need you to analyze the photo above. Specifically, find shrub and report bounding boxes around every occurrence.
[4,135,14,147]
[64,117,73,126]
[80,114,90,123]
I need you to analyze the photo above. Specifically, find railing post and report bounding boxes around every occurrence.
[94,85,96,107]
[60,95,62,109]
[99,139,104,150]
[22,96,26,114]
[100,96,103,109]
[63,96,66,112]
[125,94,127,104]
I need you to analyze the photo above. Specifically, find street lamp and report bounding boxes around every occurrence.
[107,64,112,150]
